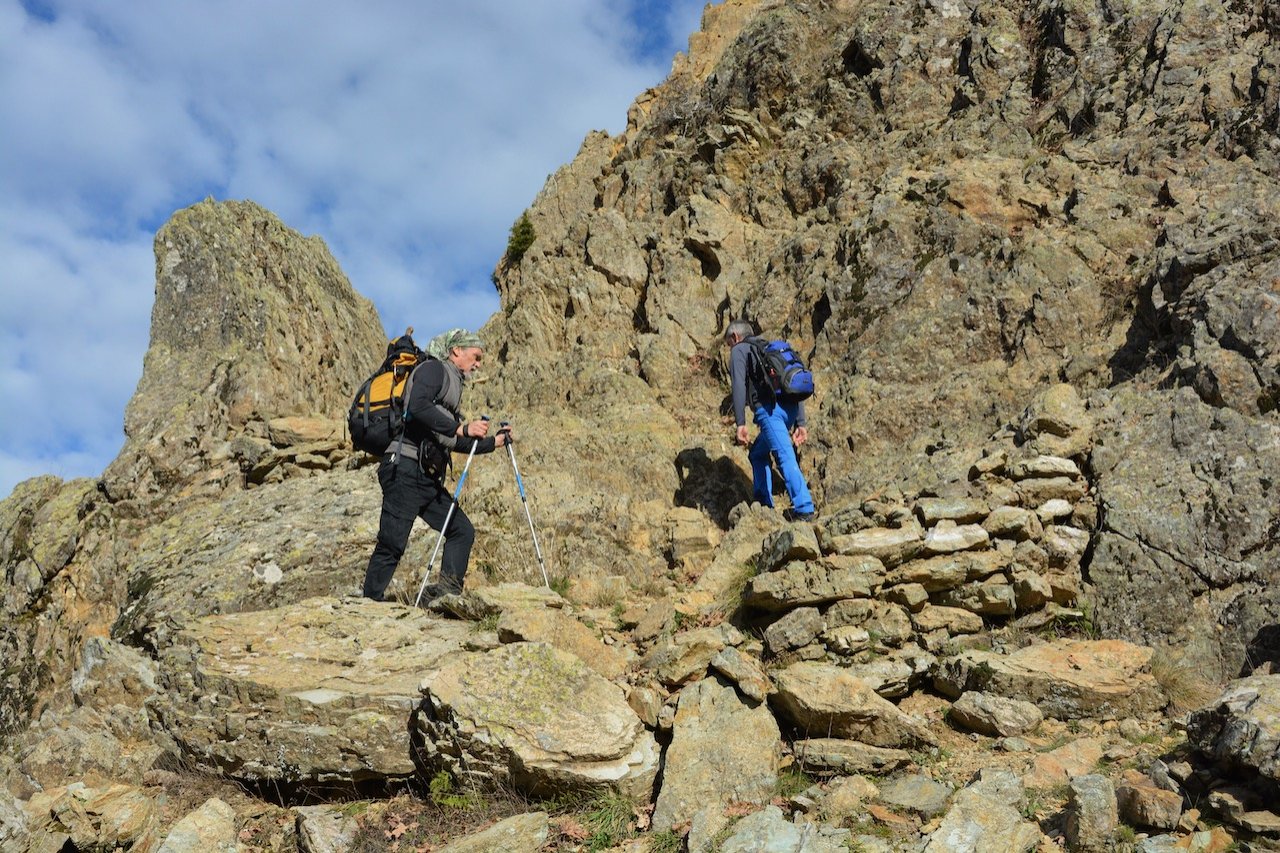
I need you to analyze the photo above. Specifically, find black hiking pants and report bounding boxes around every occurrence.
[362,454,474,601]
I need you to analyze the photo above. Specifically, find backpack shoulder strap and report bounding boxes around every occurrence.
[745,338,769,377]
[390,358,433,461]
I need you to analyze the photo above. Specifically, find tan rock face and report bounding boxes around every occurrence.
[468,0,1280,676]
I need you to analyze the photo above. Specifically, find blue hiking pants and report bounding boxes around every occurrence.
[749,401,814,514]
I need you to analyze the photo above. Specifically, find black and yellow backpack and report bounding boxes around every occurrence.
[347,329,430,456]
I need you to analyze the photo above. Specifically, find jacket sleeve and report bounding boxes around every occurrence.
[730,343,751,426]
[453,434,497,455]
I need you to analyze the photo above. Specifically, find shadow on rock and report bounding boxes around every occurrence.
[675,447,753,528]
[1240,624,1280,677]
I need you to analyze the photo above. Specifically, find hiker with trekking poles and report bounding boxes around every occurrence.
[358,328,514,604]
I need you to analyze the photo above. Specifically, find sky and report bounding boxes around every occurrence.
[0,0,708,499]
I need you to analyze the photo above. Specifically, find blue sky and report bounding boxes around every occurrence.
[0,0,708,498]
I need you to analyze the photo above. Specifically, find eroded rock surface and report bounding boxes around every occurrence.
[415,642,659,798]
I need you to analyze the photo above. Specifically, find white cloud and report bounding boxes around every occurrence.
[0,0,712,499]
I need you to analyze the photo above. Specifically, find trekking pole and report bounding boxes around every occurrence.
[414,417,487,607]
[500,421,550,589]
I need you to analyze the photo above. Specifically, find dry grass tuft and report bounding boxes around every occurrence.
[1149,648,1218,714]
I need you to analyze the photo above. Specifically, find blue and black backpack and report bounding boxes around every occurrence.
[750,339,815,401]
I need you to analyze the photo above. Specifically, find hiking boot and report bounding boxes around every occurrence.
[785,509,817,522]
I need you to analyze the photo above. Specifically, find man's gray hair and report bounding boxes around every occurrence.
[725,320,755,341]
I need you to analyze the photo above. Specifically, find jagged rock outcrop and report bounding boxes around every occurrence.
[101,198,386,520]
[1,200,388,746]
[0,476,118,737]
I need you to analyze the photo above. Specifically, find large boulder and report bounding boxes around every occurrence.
[1187,674,1280,785]
[415,642,659,798]
[1090,389,1280,681]
[148,597,472,785]
[652,676,781,832]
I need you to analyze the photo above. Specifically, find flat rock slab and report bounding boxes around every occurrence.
[771,662,936,748]
[416,642,658,799]
[793,738,912,775]
[1024,738,1106,789]
[438,811,549,852]
[497,606,628,679]
[440,582,567,620]
[718,805,852,853]
[150,596,472,784]
[877,774,953,819]
[746,555,883,610]
[924,789,1042,853]
[949,691,1044,737]
[935,639,1166,720]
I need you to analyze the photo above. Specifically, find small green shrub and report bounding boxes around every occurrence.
[648,829,684,852]
[505,212,536,265]
[582,793,638,851]
[774,766,816,799]
[429,771,479,810]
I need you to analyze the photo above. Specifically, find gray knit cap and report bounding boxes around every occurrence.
[426,328,484,360]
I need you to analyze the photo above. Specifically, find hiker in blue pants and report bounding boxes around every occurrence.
[724,320,816,521]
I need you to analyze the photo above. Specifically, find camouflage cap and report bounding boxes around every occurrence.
[426,328,484,360]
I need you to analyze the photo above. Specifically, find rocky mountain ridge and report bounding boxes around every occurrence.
[3,0,1279,850]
